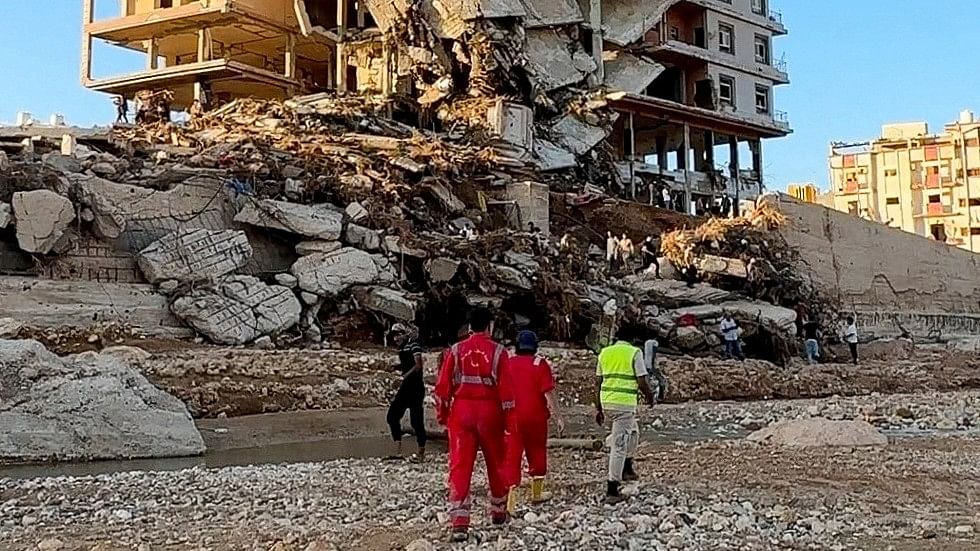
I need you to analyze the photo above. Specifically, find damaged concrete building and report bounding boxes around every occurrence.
[83,0,790,212]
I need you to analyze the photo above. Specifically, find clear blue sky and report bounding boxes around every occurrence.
[2,0,979,191]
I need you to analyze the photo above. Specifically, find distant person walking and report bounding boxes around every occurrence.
[802,317,821,364]
[385,324,427,462]
[719,312,744,361]
[606,231,618,270]
[842,316,859,364]
[113,96,129,124]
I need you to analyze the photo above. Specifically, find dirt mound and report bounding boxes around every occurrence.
[747,418,888,448]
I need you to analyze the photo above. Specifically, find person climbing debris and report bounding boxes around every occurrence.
[434,307,514,542]
[113,95,128,124]
[802,316,822,364]
[640,236,661,277]
[595,327,656,505]
[503,330,564,515]
[385,323,426,463]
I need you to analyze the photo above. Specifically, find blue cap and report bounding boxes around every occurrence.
[516,330,538,353]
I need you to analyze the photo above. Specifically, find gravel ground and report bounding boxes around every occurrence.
[3,432,979,550]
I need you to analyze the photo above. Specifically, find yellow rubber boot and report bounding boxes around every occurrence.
[507,487,520,516]
[530,477,552,504]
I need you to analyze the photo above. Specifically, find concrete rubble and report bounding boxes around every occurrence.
[137,229,253,284]
[0,339,204,461]
[11,190,75,254]
[234,199,344,241]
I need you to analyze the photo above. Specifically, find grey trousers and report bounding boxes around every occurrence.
[607,410,639,482]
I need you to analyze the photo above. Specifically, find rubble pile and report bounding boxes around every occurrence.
[660,201,827,310]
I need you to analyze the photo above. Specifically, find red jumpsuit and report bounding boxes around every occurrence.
[504,354,555,488]
[434,332,514,529]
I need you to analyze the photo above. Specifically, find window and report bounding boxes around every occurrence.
[972,228,980,236]
[931,224,947,241]
[718,23,735,54]
[847,202,859,215]
[886,197,900,205]
[755,84,770,114]
[885,169,898,177]
[751,0,767,15]
[969,168,980,177]
[669,26,680,40]
[158,0,174,7]
[928,195,941,204]
[754,35,770,64]
[971,198,980,207]
[926,166,940,175]
[718,75,735,106]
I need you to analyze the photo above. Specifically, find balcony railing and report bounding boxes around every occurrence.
[915,204,955,217]
[773,58,788,73]
[768,9,784,25]
[774,109,790,124]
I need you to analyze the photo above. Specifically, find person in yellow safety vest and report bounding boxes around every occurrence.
[595,327,661,504]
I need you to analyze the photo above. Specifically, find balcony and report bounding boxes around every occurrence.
[913,175,960,189]
[838,180,867,195]
[914,204,956,218]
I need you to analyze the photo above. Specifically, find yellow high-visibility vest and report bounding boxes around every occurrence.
[598,341,640,408]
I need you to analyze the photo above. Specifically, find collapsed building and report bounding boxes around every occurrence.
[1,0,977,361]
[82,0,791,212]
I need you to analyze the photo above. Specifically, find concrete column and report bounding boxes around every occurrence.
[656,136,668,169]
[380,38,392,95]
[749,139,763,195]
[628,113,637,199]
[81,0,95,83]
[705,130,716,199]
[197,29,211,62]
[146,39,159,70]
[336,0,349,92]
[285,33,297,78]
[682,123,692,213]
[588,0,604,86]
[729,135,741,216]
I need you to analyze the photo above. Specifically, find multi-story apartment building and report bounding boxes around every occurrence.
[829,111,980,253]
[603,0,791,211]
[82,0,790,213]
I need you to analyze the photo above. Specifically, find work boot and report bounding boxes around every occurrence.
[507,486,520,516]
[530,477,552,504]
[450,527,469,542]
[605,481,627,505]
[622,459,638,482]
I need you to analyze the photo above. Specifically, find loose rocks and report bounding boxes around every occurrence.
[747,418,888,448]
[292,248,396,296]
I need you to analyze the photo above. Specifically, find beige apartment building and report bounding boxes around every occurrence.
[829,112,980,252]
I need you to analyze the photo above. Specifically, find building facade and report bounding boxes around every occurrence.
[829,112,980,253]
[604,0,791,212]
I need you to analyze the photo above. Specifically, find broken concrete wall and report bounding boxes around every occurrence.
[602,0,681,47]
[767,195,980,337]
[505,181,550,236]
[525,28,596,91]
[0,277,189,337]
[137,229,253,284]
[603,50,665,93]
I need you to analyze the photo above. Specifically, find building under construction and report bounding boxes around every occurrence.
[82,0,791,213]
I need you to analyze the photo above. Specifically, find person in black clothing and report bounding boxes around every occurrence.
[640,236,660,277]
[386,323,427,462]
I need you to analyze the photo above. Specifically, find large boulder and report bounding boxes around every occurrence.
[235,198,344,241]
[625,278,732,308]
[137,229,252,284]
[0,340,204,461]
[171,275,301,345]
[354,286,419,321]
[11,190,76,254]
[291,248,397,296]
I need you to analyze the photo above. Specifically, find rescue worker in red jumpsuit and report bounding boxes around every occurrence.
[504,330,565,515]
[434,307,515,542]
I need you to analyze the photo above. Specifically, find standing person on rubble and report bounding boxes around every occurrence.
[842,315,859,365]
[640,236,661,277]
[619,234,635,270]
[385,323,427,463]
[503,331,564,515]
[434,307,514,542]
[595,327,657,504]
[113,96,128,124]
[720,312,745,361]
[606,231,618,270]
[802,316,822,364]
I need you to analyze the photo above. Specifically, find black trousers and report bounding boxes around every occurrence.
[848,342,858,364]
[387,380,426,448]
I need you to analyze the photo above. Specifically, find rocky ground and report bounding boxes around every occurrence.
[132,343,980,418]
[3,389,980,550]
[1,433,978,551]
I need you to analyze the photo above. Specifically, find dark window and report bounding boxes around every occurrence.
[719,75,735,106]
[971,198,980,207]
[719,23,735,54]
[752,0,768,15]
[755,84,770,114]
[931,224,947,241]
[928,195,942,204]
[754,35,770,64]
[971,228,980,236]
[159,0,173,7]
[886,197,900,205]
